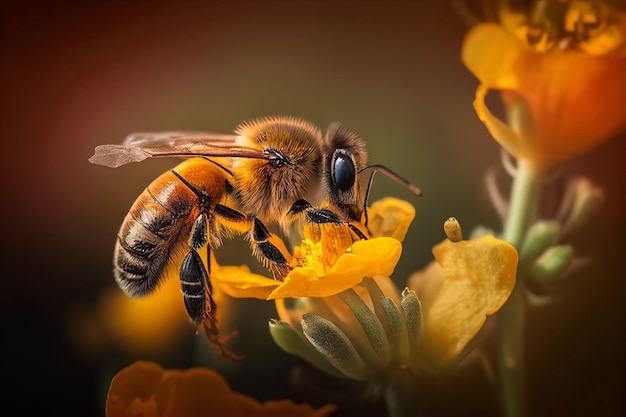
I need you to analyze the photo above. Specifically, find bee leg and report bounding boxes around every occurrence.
[189,212,208,250]
[214,203,250,231]
[289,199,369,241]
[214,204,292,281]
[181,214,243,360]
[180,249,211,325]
[287,199,313,218]
[180,211,211,324]
[251,218,292,280]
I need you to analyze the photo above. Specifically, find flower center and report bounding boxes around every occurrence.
[514,0,623,54]
[290,239,327,277]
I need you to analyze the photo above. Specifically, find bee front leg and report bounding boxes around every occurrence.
[288,199,368,241]
[214,203,292,281]
[251,217,292,280]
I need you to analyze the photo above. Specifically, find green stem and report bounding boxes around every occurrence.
[498,159,544,417]
[385,369,419,417]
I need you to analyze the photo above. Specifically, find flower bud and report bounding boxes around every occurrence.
[519,220,560,265]
[530,244,574,283]
[269,319,343,377]
[400,288,422,366]
[272,277,425,385]
[301,313,371,381]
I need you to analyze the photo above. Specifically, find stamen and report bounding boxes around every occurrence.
[519,0,622,54]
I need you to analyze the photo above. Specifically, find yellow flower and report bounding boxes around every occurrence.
[462,0,626,172]
[271,276,418,382]
[69,276,190,358]
[408,230,518,372]
[215,198,415,300]
[106,360,336,417]
[202,198,414,358]
[271,218,518,382]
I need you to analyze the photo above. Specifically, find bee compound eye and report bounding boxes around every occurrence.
[332,151,356,192]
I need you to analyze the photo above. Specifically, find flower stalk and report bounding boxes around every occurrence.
[384,369,420,417]
[498,157,544,417]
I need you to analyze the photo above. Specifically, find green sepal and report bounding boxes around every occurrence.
[400,288,422,361]
[339,288,391,370]
[269,319,344,377]
[301,313,371,381]
[520,220,560,265]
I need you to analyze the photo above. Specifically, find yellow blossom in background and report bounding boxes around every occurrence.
[72,251,250,358]
[100,277,190,356]
[462,0,626,172]
[69,274,190,358]
[106,361,336,417]
[409,234,518,372]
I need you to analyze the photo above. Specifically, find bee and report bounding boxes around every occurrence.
[89,116,421,358]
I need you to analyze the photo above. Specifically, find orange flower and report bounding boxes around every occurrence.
[106,361,336,417]
[462,1,626,172]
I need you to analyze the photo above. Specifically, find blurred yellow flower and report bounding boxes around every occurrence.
[462,0,626,172]
[409,233,518,372]
[106,360,336,417]
[101,277,189,355]
[69,275,190,358]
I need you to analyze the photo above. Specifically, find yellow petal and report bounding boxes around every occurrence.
[106,361,162,417]
[214,263,279,299]
[106,361,336,417]
[268,237,402,299]
[366,197,416,240]
[473,84,528,164]
[407,260,445,312]
[462,23,525,89]
[505,51,626,170]
[416,235,518,371]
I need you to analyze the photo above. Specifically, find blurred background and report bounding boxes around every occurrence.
[1,1,624,416]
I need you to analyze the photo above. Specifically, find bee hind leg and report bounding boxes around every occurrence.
[180,226,243,360]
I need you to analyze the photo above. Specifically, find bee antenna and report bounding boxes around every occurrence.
[359,164,421,229]
[360,164,422,200]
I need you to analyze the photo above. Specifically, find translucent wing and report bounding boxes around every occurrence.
[89,131,266,168]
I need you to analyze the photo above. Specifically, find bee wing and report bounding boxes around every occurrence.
[89,131,266,168]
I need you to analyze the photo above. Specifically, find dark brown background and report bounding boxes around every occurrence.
[1,2,624,416]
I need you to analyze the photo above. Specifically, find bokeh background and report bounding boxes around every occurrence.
[1,2,624,416]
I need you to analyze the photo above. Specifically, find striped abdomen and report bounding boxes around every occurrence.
[113,158,228,298]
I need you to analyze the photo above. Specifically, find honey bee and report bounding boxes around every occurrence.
[89,116,421,358]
